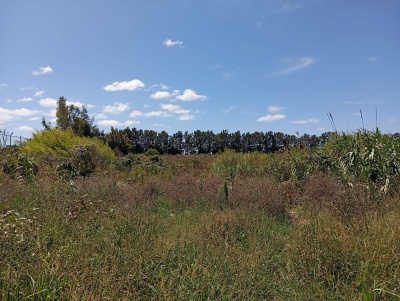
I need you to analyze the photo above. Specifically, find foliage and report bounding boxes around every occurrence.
[20,128,114,166]
[56,161,77,184]
[97,127,334,155]
[1,153,38,184]
[319,129,400,196]
[42,96,100,137]
[144,148,160,156]
[105,127,133,155]
[72,144,100,176]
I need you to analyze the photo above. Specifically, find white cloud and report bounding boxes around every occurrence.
[0,84,7,88]
[125,120,141,126]
[290,118,320,124]
[38,98,57,108]
[34,91,44,97]
[176,89,207,101]
[151,91,172,99]
[47,109,57,117]
[160,84,169,90]
[29,117,40,121]
[97,119,140,127]
[257,114,286,122]
[316,127,326,131]
[163,39,184,47]
[97,120,124,127]
[368,56,379,63]
[272,57,315,76]
[5,99,12,103]
[129,110,143,118]
[223,106,237,113]
[17,97,33,102]
[388,118,397,123]
[66,101,84,108]
[161,104,181,111]
[178,114,195,121]
[103,102,129,114]
[15,125,34,131]
[87,104,95,108]
[161,104,191,115]
[268,105,285,113]
[153,123,166,127]
[95,113,107,119]
[33,66,53,75]
[145,111,171,118]
[0,107,41,122]
[103,79,145,92]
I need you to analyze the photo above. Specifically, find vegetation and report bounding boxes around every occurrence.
[1,126,400,300]
[42,96,101,138]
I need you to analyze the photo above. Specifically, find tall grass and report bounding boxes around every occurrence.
[1,129,400,300]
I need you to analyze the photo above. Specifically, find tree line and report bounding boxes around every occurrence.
[104,127,331,155]
[45,96,399,155]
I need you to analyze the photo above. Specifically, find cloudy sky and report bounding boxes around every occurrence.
[1,0,399,138]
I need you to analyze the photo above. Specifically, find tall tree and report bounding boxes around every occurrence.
[54,96,99,137]
[56,96,70,131]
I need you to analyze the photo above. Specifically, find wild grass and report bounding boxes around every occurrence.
[1,131,400,300]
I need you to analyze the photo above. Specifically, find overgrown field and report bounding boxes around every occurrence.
[1,129,400,300]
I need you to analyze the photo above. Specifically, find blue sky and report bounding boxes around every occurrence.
[1,0,399,138]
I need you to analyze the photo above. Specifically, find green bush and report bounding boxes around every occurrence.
[21,129,115,168]
[144,148,160,156]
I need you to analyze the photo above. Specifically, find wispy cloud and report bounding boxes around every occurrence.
[178,114,195,121]
[15,125,34,131]
[275,2,302,13]
[0,84,7,89]
[223,106,238,113]
[161,104,191,115]
[34,91,44,97]
[268,105,285,113]
[257,114,286,122]
[163,39,184,47]
[367,56,379,63]
[33,66,53,75]
[103,79,145,92]
[290,118,320,124]
[129,110,171,118]
[145,111,171,118]
[97,119,140,127]
[17,97,33,102]
[272,57,316,76]
[95,113,107,119]
[103,102,129,114]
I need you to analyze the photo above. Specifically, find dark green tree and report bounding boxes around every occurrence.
[52,96,99,137]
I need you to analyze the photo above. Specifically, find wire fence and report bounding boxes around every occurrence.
[0,134,30,148]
